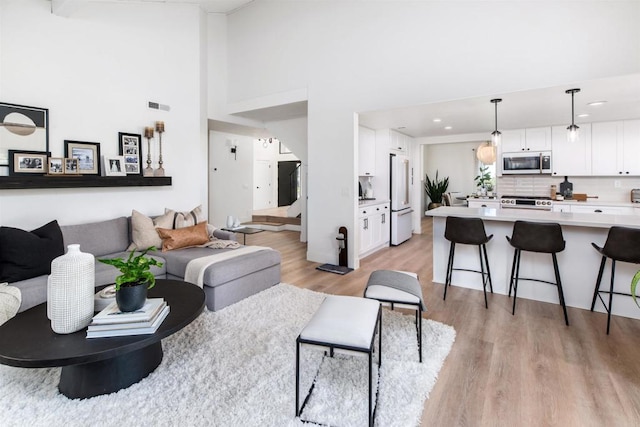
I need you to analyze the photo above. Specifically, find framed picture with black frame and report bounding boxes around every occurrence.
[118,132,142,175]
[0,102,49,172]
[8,150,49,176]
[64,140,101,175]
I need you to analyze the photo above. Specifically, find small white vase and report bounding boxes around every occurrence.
[226,215,234,228]
[47,244,95,334]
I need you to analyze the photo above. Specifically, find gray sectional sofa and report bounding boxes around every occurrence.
[14,216,281,313]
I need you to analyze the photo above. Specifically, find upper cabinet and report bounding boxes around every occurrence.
[501,127,551,153]
[591,120,640,176]
[358,126,376,176]
[375,129,413,155]
[551,124,592,176]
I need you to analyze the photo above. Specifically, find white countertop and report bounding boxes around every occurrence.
[425,206,640,229]
[358,199,390,207]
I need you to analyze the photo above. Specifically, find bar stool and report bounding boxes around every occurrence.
[444,216,494,308]
[507,221,569,325]
[590,226,640,334]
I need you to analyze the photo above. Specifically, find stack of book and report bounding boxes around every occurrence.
[87,298,170,339]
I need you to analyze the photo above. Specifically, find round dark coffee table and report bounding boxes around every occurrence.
[0,279,204,399]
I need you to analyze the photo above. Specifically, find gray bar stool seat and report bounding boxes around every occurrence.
[590,226,640,334]
[507,220,569,325]
[444,216,494,308]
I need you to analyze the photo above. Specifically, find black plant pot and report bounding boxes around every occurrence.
[116,282,148,312]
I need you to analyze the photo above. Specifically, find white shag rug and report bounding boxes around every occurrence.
[0,284,455,427]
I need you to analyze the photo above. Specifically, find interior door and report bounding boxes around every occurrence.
[253,160,272,210]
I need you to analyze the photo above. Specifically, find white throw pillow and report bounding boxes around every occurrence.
[128,210,175,250]
[165,205,206,229]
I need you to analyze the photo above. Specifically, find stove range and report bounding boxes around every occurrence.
[500,195,553,210]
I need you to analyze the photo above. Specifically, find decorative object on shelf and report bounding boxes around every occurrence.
[474,165,493,196]
[424,170,449,210]
[0,102,49,170]
[565,88,581,142]
[143,127,154,177]
[64,157,79,174]
[47,157,63,175]
[226,215,234,228]
[476,141,496,164]
[64,140,101,175]
[98,246,163,312]
[47,244,95,334]
[154,121,165,177]
[490,98,502,146]
[118,132,142,175]
[8,150,49,176]
[102,155,126,177]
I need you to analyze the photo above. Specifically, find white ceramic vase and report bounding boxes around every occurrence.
[47,244,95,334]
[226,215,234,228]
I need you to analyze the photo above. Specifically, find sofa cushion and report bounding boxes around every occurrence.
[157,222,209,251]
[0,220,64,283]
[61,217,129,257]
[128,209,175,250]
[155,246,281,287]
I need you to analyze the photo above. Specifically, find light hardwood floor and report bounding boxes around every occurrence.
[247,218,640,426]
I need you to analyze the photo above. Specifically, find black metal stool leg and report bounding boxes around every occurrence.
[552,253,569,326]
[478,245,488,309]
[444,242,455,300]
[591,256,607,311]
[482,244,494,294]
[512,249,521,315]
[509,247,518,297]
[607,261,616,334]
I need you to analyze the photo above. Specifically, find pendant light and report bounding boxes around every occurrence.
[565,88,581,142]
[476,141,496,164]
[490,98,502,146]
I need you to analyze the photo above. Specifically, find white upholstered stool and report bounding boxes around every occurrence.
[364,270,425,363]
[295,295,382,427]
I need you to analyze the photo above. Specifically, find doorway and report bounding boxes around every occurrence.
[278,160,301,207]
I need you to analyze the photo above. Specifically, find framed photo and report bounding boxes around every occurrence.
[48,157,64,175]
[64,140,101,175]
[0,102,49,168]
[8,150,49,175]
[64,158,79,174]
[279,141,292,154]
[118,132,142,175]
[102,155,126,177]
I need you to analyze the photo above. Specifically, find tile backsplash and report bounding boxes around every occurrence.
[497,175,640,202]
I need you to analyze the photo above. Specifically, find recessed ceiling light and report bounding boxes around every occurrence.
[433,118,442,123]
[577,113,589,118]
[444,126,452,130]
[588,101,607,106]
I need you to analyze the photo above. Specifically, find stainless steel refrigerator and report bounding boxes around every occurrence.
[390,154,413,245]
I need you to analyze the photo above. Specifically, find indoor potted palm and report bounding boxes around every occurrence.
[424,171,449,210]
[98,246,163,312]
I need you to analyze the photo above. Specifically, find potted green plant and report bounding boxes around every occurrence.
[424,171,449,210]
[474,165,492,196]
[98,246,163,312]
[631,272,640,308]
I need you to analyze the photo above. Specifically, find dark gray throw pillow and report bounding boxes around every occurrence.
[0,220,64,283]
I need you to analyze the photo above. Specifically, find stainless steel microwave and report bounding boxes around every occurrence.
[502,151,552,175]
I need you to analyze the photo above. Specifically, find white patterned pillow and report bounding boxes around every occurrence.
[165,205,206,229]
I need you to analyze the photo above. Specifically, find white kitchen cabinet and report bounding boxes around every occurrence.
[569,204,634,215]
[551,124,592,176]
[358,126,376,176]
[467,199,500,209]
[359,202,390,257]
[591,120,640,176]
[552,204,571,213]
[389,130,412,154]
[500,127,551,153]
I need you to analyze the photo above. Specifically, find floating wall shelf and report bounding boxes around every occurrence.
[0,175,172,190]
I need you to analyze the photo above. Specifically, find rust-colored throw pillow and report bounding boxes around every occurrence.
[156,222,209,252]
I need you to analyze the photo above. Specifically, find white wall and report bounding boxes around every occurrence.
[226,1,640,266]
[209,131,254,227]
[0,0,207,229]
[424,142,481,206]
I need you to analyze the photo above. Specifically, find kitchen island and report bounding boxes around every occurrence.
[425,206,640,320]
